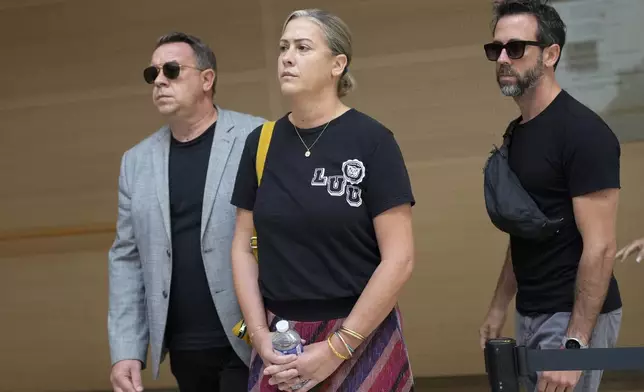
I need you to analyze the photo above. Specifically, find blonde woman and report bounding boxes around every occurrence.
[230,8,416,392]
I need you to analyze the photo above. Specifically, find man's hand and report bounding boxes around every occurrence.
[479,307,508,349]
[480,243,516,350]
[537,370,582,392]
[616,237,644,263]
[110,360,144,392]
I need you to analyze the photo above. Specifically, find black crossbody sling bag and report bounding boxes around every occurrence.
[483,119,564,241]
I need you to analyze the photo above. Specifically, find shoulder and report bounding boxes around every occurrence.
[559,91,619,145]
[218,106,267,139]
[121,125,169,163]
[110,126,168,184]
[240,114,290,161]
[249,113,288,142]
[344,109,392,135]
[338,109,397,149]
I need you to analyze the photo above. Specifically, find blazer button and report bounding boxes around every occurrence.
[166,249,171,257]
[162,290,168,299]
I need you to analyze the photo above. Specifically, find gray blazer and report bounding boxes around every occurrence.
[107,106,265,379]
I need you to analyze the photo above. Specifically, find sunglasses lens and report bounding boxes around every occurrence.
[506,41,526,59]
[143,66,159,84]
[484,43,502,61]
[163,62,181,80]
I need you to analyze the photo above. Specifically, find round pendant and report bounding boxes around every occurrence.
[305,151,311,157]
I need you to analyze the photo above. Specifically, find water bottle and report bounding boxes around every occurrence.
[272,320,303,356]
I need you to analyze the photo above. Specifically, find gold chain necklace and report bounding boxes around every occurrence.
[292,120,331,157]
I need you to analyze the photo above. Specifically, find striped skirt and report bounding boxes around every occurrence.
[248,307,414,392]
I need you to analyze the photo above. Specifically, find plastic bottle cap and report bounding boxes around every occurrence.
[276,320,290,333]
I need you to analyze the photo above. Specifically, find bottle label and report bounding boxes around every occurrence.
[275,344,303,356]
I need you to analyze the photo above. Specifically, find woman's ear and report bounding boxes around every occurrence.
[332,54,348,77]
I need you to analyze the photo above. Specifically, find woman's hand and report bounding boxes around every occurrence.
[264,339,346,391]
[252,329,298,368]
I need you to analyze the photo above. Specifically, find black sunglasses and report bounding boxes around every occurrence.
[143,61,204,84]
[483,40,547,61]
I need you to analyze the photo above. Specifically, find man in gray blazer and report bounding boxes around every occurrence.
[108,32,264,392]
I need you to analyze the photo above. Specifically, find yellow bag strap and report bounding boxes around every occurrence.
[251,121,275,260]
[256,121,275,184]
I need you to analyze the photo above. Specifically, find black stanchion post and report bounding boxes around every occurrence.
[484,338,521,392]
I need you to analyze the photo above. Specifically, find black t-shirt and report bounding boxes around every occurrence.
[166,121,229,350]
[507,90,622,316]
[230,109,415,321]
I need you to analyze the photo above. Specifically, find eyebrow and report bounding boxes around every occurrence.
[493,38,534,44]
[150,59,180,66]
[280,38,314,44]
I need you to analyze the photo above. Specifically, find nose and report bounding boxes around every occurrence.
[154,69,169,88]
[281,47,295,67]
[496,48,511,64]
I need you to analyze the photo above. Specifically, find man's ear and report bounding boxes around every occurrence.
[543,44,561,68]
[202,69,216,93]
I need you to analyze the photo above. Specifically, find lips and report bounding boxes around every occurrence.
[497,65,516,78]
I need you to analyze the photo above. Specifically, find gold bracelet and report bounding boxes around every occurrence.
[249,325,268,342]
[327,334,350,360]
[339,326,366,341]
[334,331,354,356]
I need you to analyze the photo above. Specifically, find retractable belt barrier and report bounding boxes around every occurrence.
[484,338,644,392]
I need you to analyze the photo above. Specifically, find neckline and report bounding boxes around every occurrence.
[286,108,355,134]
[515,89,566,128]
[170,120,216,146]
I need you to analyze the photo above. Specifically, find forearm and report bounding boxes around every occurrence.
[108,152,148,365]
[340,256,413,347]
[489,244,517,312]
[231,248,268,335]
[566,245,616,343]
[108,254,149,365]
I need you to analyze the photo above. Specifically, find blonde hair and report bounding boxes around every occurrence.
[283,9,356,97]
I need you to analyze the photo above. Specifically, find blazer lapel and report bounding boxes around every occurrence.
[201,107,235,239]
[152,127,172,242]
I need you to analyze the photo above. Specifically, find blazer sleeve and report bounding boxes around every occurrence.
[107,150,149,368]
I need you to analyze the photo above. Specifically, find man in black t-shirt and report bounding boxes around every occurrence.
[107,32,264,392]
[479,2,622,392]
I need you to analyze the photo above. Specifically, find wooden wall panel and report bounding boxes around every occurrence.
[1,0,643,390]
[0,249,178,392]
[0,0,265,103]
[0,96,155,232]
[264,0,494,56]
[400,158,510,375]
[346,58,518,162]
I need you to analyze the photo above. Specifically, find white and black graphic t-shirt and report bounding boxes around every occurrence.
[231,109,415,321]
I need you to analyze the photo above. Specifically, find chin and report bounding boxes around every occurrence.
[499,84,522,97]
[155,103,178,116]
[279,83,302,97]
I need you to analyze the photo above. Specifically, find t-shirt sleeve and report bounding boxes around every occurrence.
[563,121,621,197]
[231,127,261,210]
[363,130,416,218]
